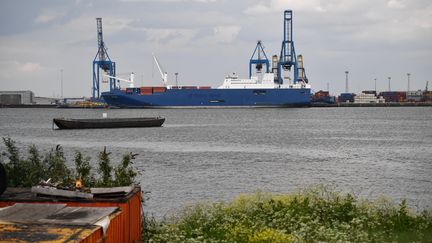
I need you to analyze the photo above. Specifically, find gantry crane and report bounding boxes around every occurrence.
[277,10,298,84]
[92,17,116,100]
[249,40,270,78]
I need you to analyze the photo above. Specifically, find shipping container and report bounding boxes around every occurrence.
[338,93,355,103]
[153,87,167,93]
[424,91,432,101]
[362,90,377,95]
[378,91,406,102]
[182,86,198,89]
[0,186,142,243]
[140,87,153,95]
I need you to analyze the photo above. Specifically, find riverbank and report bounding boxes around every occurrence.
[0,104,57,108]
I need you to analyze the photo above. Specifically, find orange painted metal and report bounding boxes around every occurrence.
[0,187,142,243]
[81,228,103,243]
[152,87,167,93]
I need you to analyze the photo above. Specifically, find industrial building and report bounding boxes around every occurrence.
[33,96,59,104]
[0,91,34,105]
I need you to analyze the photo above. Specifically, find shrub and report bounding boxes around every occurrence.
[114,153,138,187]
[96,147,114,187]
[1,138,138,188]
[143,187,432,242]
[74,151,95,187]
[43,145,73,185]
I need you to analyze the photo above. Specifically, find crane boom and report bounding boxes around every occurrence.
[152,54,168,86]
[104,73,134,88]
[96,18,106,62]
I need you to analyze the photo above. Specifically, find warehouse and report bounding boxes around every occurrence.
[0,91,34,105]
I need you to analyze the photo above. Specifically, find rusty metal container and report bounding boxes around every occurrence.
[0,186,142,243]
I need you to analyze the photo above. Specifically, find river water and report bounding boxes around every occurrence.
[0,107,431,217]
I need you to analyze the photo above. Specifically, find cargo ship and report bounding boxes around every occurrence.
[100,10,311,108]
[102,73,310,108]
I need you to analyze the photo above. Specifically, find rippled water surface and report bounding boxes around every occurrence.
[1,107,431,216]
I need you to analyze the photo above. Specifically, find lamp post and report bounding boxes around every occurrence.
[388,77,391,92]
[407,73,411,92]
[60,69,63,99]
[345,71,349,93]
[374,78,377,93]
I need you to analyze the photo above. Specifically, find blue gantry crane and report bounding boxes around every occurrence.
[249,40,270,78]
[92,17,116,100]
[278,10,298,84]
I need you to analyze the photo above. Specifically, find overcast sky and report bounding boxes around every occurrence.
[0,0,431,97]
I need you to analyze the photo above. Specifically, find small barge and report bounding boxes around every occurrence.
[53,117,165,129]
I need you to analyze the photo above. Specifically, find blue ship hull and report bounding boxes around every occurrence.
[101,88,311,108]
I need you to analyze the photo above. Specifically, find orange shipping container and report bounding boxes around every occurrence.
[0,186,142,243]
[153,87,167,93]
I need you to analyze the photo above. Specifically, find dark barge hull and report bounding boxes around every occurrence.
[53,117,165,129]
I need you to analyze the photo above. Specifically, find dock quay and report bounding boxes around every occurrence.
[311,102,432,107]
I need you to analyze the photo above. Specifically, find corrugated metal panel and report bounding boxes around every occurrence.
[0,203,122,243]
[0,223,101,242]
[128,190,142,241]
[104,210,124,243]
[81,228,103,243]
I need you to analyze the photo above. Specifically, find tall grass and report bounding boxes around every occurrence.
[143,186,432,242]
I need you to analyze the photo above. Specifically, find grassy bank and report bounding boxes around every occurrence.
[143,186,432,242]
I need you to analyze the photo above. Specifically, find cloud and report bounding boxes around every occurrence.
[142,28,198,43]
[120,0,217,2]
[20,62,42,72]
[244,0,329,14]
[1,0,431,96]
[387,0,405,9]
[213,25,241,43]
[35,11,66,24]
